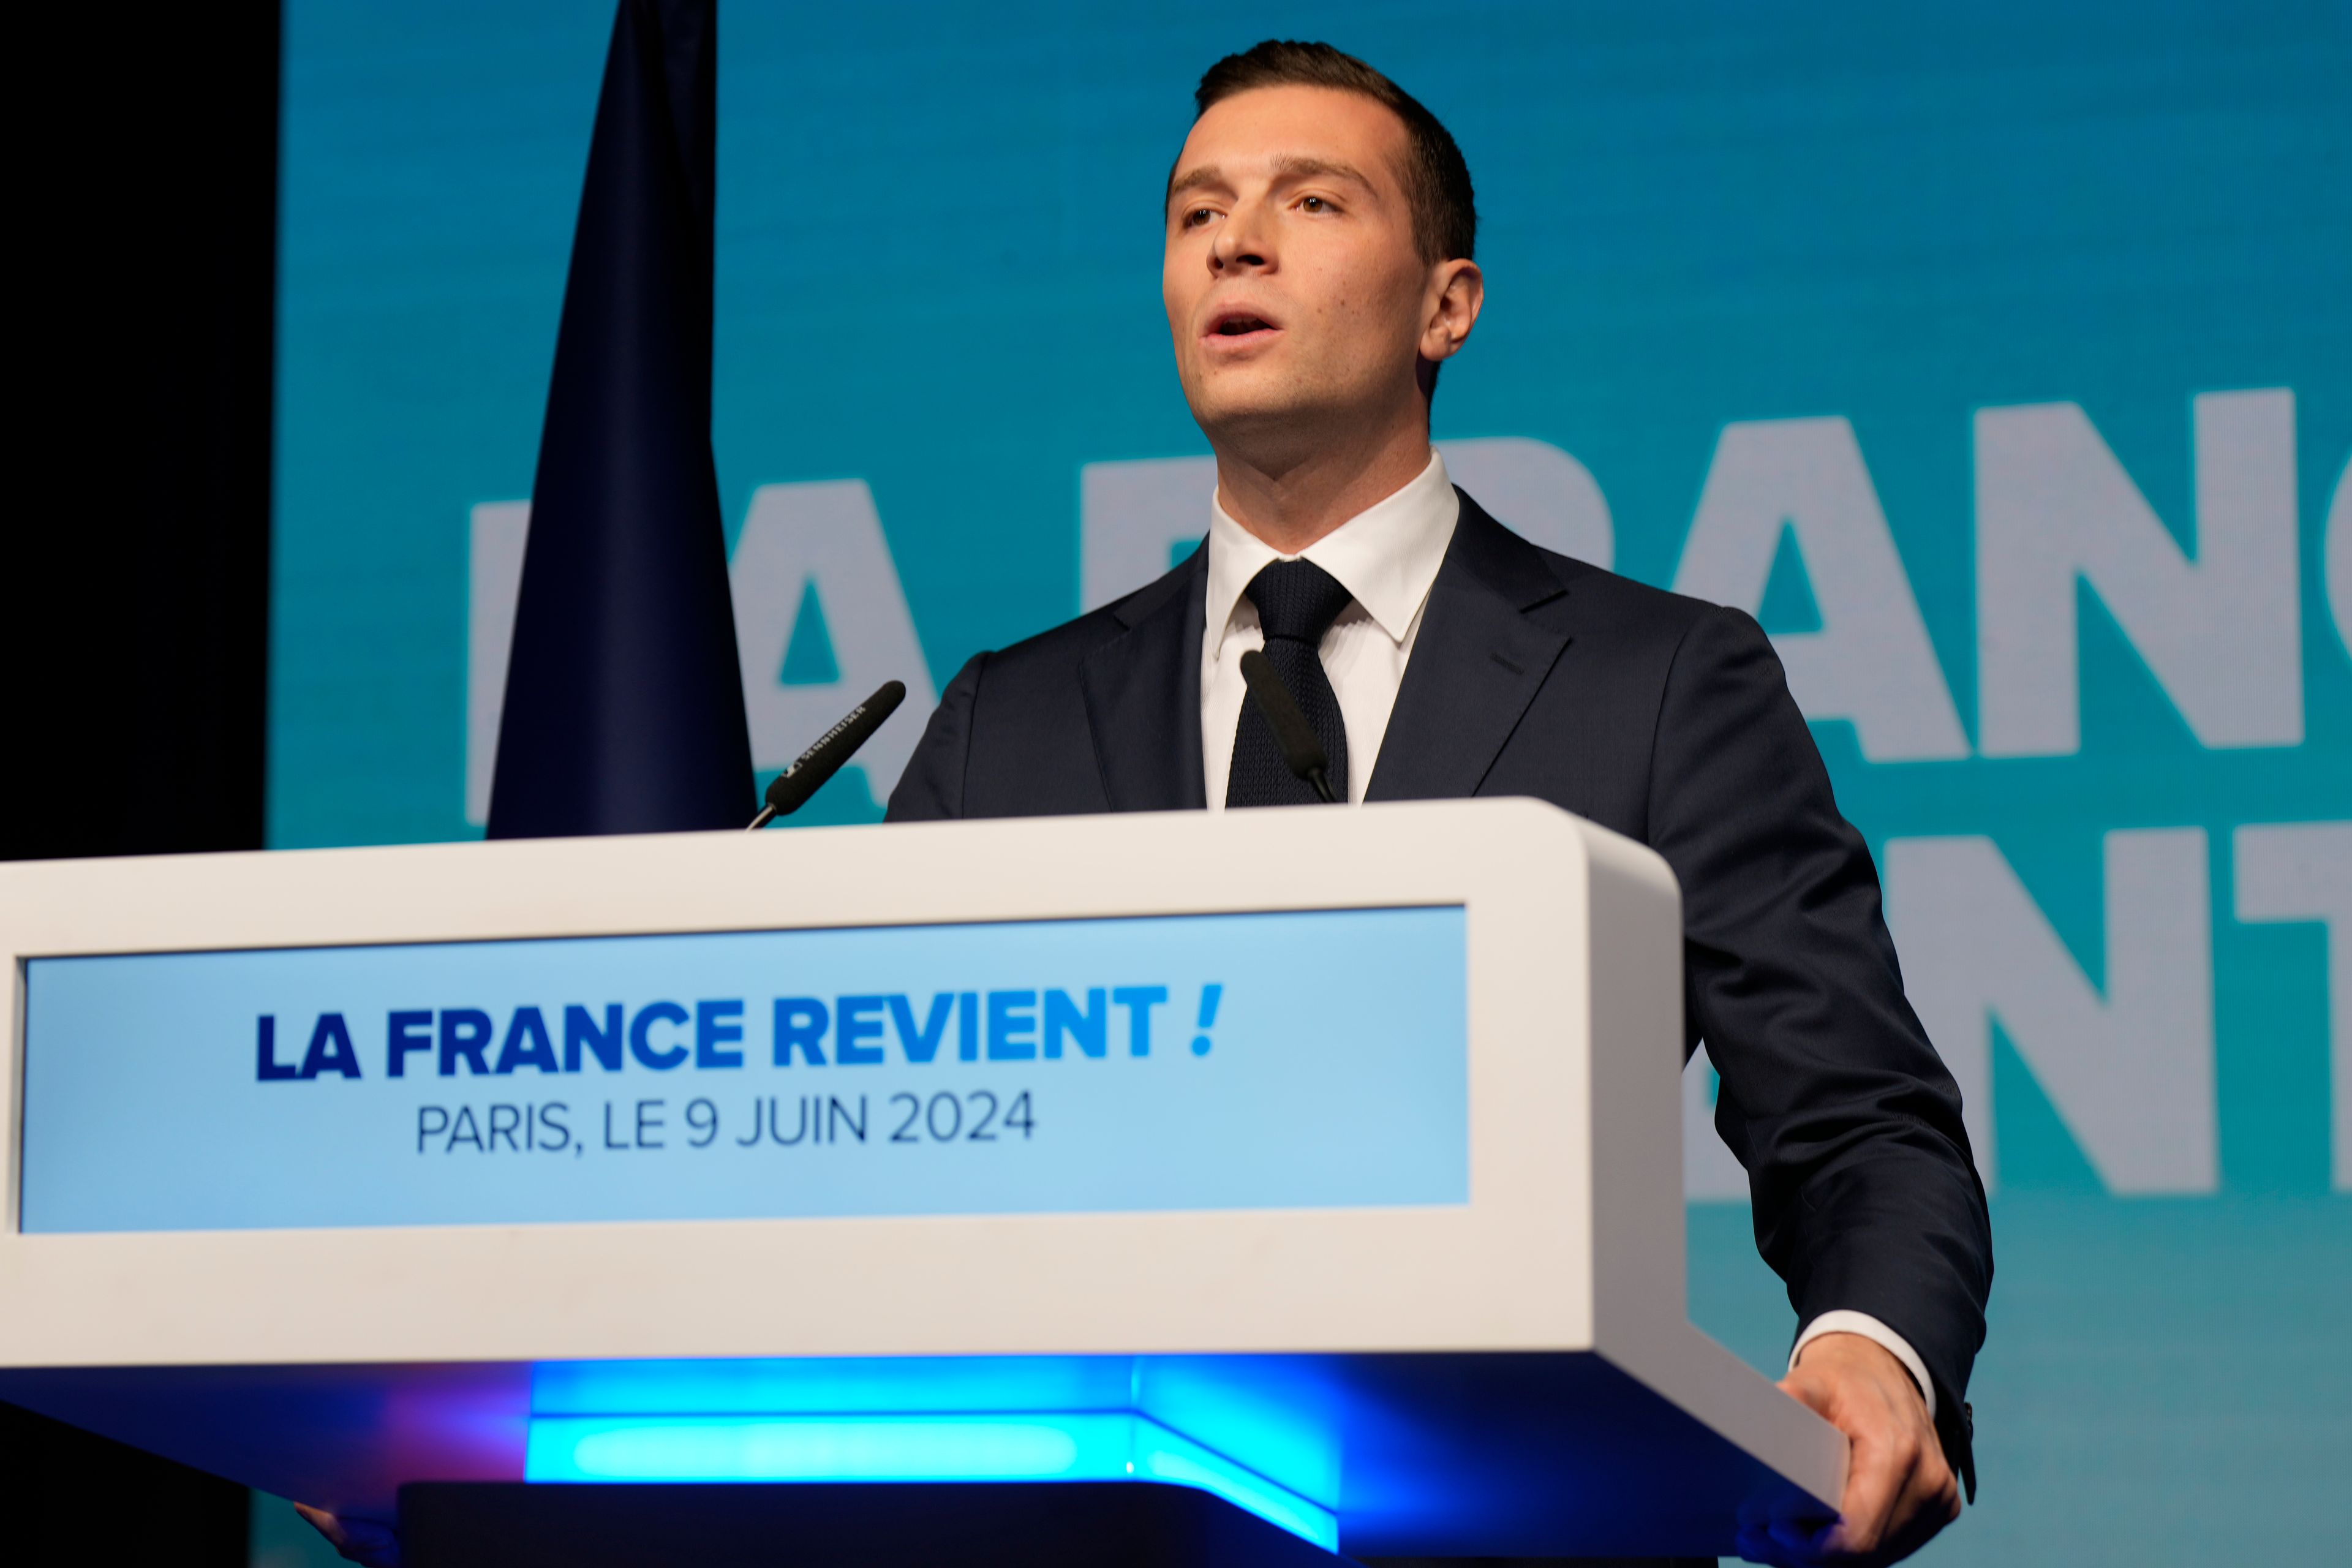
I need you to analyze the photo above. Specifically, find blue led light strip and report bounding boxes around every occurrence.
[525,1411,1338,1551]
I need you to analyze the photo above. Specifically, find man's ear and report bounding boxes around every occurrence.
[1420,258,1484,364]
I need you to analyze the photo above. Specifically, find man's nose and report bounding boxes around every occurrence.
[1210,197,1274,273]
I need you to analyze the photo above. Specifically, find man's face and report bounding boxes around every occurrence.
[1163,85,1438,447]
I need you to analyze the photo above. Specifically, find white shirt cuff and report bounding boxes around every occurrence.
[1790,1311,1937,1420]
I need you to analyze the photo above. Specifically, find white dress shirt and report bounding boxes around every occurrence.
[1195,447,1937,1416]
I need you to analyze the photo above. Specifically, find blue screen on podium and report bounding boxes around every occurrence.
[17,906,1468,1233]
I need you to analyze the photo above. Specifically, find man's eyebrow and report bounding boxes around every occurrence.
[1267,154,1377,192]
[1166,164,1229,206]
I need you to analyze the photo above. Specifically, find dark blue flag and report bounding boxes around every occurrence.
[487,0,751,837]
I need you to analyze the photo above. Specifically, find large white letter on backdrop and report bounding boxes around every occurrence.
[1974,388,2301,756]
[731,480,937,802]
[1672,417,1967,761]
[2234,821,2352,1193]
[1079,439,1613,614]
[1886,829,2218,1194]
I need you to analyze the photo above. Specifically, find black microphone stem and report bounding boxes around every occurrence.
[745,680,909,829]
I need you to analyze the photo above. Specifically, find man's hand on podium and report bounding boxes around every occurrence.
[292,1502,401,1567]
[1744,1332,1961,1567]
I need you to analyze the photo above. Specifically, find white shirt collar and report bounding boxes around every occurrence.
[1205,449,1460,654]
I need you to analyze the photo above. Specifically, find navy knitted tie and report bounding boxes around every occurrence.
[1226,558,1354,806]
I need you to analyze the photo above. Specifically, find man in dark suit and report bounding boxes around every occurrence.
[889,39,1989,1568]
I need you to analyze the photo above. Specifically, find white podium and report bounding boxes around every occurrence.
[0,800,1842,1560]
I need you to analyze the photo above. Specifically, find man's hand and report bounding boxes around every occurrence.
[292,1503,401,1567]
[1740,1332,1961,1567]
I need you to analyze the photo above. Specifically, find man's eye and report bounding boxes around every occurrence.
[1301,195,1332,213]
[1183,208,1213,227]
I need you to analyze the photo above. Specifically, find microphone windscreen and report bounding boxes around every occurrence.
[1237,649,1329,782]
[763,680,908,816]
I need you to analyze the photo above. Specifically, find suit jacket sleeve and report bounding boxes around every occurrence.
[1648,605,1991,1488]
[886,652,985,822]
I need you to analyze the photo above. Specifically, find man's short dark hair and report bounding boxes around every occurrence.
[1192,40,1476,265]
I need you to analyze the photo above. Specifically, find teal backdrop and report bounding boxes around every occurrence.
[271,3,2351,1561]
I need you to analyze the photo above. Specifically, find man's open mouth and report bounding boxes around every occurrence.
[1205,309,1280,339]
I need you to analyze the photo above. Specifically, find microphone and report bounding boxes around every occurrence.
[1237,649,1339,804]
[747,680,908,829]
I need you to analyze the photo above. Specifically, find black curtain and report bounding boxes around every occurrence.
[2,2,278,1562]
[4,2,279,862]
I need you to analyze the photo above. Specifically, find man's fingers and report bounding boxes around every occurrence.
[1823,1411,1910,1556]
[1874,1449,1963,1560]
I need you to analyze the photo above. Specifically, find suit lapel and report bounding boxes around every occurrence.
[1366,494,1572,801]
[1078,546,1210,812]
